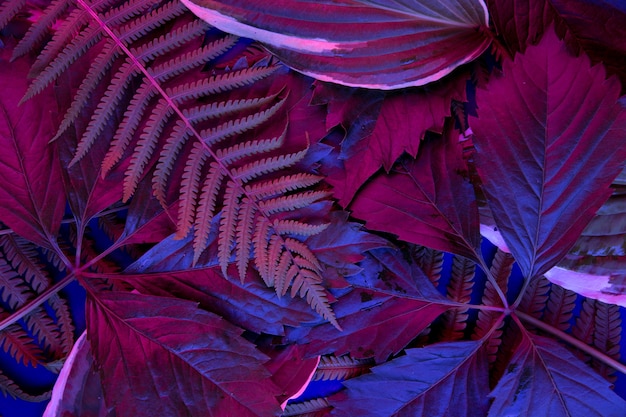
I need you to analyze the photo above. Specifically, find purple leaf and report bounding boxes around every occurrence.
[87,291,282,416]
[287,250,450,362]
[181,0,491,89]
[307,211,390,270]
[548,0,626,91]
[489,333,626,417]
[331,341,489,417]
[349,121,481,261]
[44,333,108,417]
[318,75,468,206]
[486,0,559,54]
[0,49,65,248]
[470,28,626,279]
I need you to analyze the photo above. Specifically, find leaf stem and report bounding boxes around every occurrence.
[515,311,626,375]
[0,274,76,332]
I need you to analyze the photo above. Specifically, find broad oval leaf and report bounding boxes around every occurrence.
[470,28,626,279]
[349,121,481,261]
[331,341,489,417]
[0,49,65,248]
[181,0,492,89]
[44,333,107,417]
[87,291,282,416]
[489,333,626,417]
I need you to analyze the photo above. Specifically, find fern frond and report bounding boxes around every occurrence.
[411,245,444,286]
[592,301,621,383]
[573,298,597,363]
[543,283,577,332]
[273,221,328,237]
[282,398,332,417]
[71,60,141,165]
[101,82,157,174]
[48,294,74,355]
[122,100,174,201]
[234,147,309,183]
[245,174,324,199]
[133,19,211,61]
[0,258,32,310]
[234,197,256,278]
[440,255,475,341]
[518,275,550,320]
[149,34,237,81]
[18,0,337,327]
[53,40,121,141]
[472,249,512,363]
[291,272,339,330]
[191,163,225,255]
[202,103,287,148]
[183,94,279,123]
[115,0,186,43]
[0,368,51,402]
[0,0,25,31]
[176,142,209,239]
[24,307,62,359]
[167,66,279,102]
[218,182,243,275]
[0,324,44,367]
[259,191,331,215]
[313,355,373,381]
[0,235,50,293]
[11,0,69,61]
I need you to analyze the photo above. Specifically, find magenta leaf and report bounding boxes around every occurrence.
[307,211,390,271]
[0,49,65,248]
[548,0,626,90]
[44,333,107,417]
[181,0,491,89]
[486,0,559,54]
[319,75,468,206]
[349,121,481,261]
[470,28,626,279]
[86,291,281,416]
[331,341,489,417]
[489,333,626,417]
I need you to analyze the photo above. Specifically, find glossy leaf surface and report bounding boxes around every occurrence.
[181,0,491,89]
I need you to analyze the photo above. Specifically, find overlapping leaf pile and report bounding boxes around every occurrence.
[0,0,625,416]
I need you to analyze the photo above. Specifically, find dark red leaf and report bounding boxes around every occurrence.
[549,0,626,92]
[349,121,481,261]
[486,0,558,54]
[470,28,626,279]
[331,341,489,417]
[489,333,626,416]
[0,48,65,248]
[181,0,491,89]
[317,75,468,206]
[86,291,281,416]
